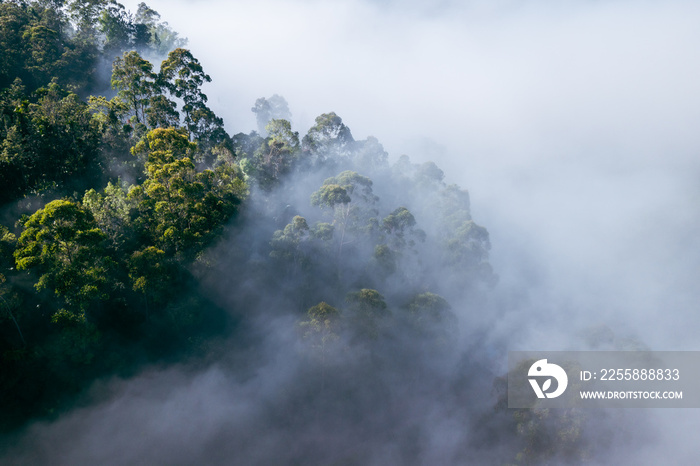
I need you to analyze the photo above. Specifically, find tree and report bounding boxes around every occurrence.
[345,289,389,341]
[14,200,112,321]
[245,119,300,189]
[302,112,354,167]
[0,3,31,90]
[83,181,136,250]
[492,360,590,465]
[22,24,64,88]
[146,94,180,129]
[128,245,173,306]
[0,225,23,349]
[381,206,423,250]
[270,215,311,267]
[373,206,423,278]
[270,216,336,301]
[0,80,102,203]
[437,185,495,286]
[98,2,131,56]
[87,94,136,171]
[298,302,342,361]
[32,81,102,189]
[131,2,158,49]
[405,292,457,350]
[311,171,378,262]
[159,48,211,135]
[251,94,291,135]
[158,48,229,156]
[130,128,246,258]
[111,50,158,125]
[134,3,186,55]
[352,136,389,172]
[188,104,229,157]
[68,0,111,40]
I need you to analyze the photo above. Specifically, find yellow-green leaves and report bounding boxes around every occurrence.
[14,200,111,319]
[131,128,246,259]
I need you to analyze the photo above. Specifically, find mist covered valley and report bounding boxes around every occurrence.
[1,0,700,464]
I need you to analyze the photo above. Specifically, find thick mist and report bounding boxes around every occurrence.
[118,0,700,353]
[3,0,700,464]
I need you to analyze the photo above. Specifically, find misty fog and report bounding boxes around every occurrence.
[3,0,700,464]
[120,0,700,349]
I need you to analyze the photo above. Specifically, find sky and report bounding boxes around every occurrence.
[6,0,700,463]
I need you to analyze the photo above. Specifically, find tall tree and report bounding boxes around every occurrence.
[98,2,132,56]
[302,112,354,167]
[68,0,111,38]
[298,301,342,362]
[245,119,300,189]
[251,94,291,135]
[159,48,211,135]
[311,171,378,262]
[146,94,180,129]
[111,50,157,125]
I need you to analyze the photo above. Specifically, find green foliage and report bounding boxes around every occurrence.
[0,4,509,451]
[270,215,310,262]
[83,181,136,250]
[311,184,351,208]
[0,225,16,272]
[405,292,457,349]
[98,2,132,55]
[345,289,389,340]
[0,2,87,91]
[0,80,101,203]
[0,1,242,435]
[44,314,101,366]
[388,154,496,287]
[439,185,494,284]
[243,119,300,189]
[302,112,355,167]
[134,2,187,55]
[381,206,424,250]
[130,128,246,258]
[159,48,210,132]
[128,245,172,304]
[14,200,112,318]
[68,0,111,35]
[0,1,183,97]
[298,301,342,361]
[310,171,380,265]
[372,244,397,275]
[352,136,389,171]
[251,94,292,135]
[146,94,180,129]
[111,50,158,125]
[0,225,23,349]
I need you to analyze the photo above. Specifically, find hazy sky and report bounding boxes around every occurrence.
[120,0,700,349]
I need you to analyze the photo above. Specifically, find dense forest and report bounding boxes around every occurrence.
[0,2,631,464]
